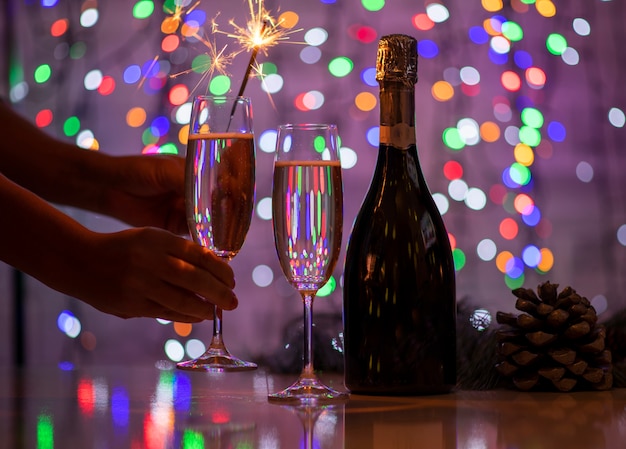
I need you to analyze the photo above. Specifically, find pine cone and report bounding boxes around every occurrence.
[495,281,613,392]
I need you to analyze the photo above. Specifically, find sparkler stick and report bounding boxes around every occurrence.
[228,20,268,129]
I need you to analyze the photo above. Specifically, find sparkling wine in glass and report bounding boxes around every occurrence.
[177,95,257,371]
[269,124,349,403]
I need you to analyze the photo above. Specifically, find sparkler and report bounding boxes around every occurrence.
[170,34,234,98]
[162,0,301,115]
[210,0,302,95]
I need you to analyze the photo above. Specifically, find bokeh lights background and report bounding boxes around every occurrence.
[0,0,625,367]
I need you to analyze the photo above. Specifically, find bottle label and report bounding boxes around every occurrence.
[379,124,416,150]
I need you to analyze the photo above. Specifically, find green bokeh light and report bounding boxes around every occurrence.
[182,429,204,449]
[510,162,532,185]
[442,128,465,151]
[521,108,544,128]
[142,128,159,145]
[505,273,525,289]
[10,57,24,86]
[362,0,385,12]
[191,55,212,74]
[519,126,542,147]
[313,135,326,153]
[209,75,231,95]
[37,414,54,449]
[317,275,336,297]
[453,248,466,271]
[133,0,155,19]
[34,64,52,83]
[63,116,80,137]
[546,33,568,55]
[70,42,87,59]
[328,57,354,78]
[260,62,278,75]
[158,142,179,155]
[501,21,524,42]
[162,0,176,13]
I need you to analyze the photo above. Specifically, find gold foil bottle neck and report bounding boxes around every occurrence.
[376,34,418,86]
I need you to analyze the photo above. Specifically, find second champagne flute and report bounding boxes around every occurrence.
[269,123,349,403]
[177,95,257,372]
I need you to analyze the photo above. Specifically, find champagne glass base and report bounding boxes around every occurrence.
[268,375,349,405]
[177,347,257,372]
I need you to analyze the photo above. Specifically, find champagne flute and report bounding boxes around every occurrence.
[269,124,349,403]
[177,95,257,371]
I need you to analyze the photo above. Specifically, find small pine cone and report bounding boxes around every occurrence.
[495,281,613,392]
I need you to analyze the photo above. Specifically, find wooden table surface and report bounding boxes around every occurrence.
[0,364,624,448]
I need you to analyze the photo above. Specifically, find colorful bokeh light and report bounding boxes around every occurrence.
[9,0,623,365]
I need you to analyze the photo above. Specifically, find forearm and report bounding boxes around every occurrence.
[0,173,94,291]
[0,100,110,212]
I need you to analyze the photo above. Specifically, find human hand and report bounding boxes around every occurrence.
[100,154,188,234]
[70,227,237,322]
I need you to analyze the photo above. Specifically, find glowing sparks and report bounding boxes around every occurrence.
[158,0,302,99]
[214,0,302,101]
[213,0,302,57]
[171,39,233,97]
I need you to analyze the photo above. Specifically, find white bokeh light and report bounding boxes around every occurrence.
[304,27,328,46]
[490,36,511,54]
[608,107,625,128]
[164,339,185,362]
[464,187,487,210]
[457,118,480,145]
[76,130,96,149]
[185,339,206,359]
[476,239,497,261]
[561,47,580,66]
[339,147,357,169]
[504,126,521,146]
[426,3,450,23]
[433,193,450,215]
[176,103,192,124]
[259,129,278,153]
[617,224,626,246]
[591,295,608,315]
[300,46,322,64]
[80,8,99,28]
[252,264,274,287]
[573,18,591,36]
[448,179,468,201]
[84,69,103,90]
[459,66,480,85]
[575,161,594,183]
[260,74,284,94]
[256,197,273,221]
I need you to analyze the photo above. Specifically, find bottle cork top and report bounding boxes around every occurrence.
[376,34,418,86]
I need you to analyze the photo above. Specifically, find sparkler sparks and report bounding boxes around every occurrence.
[214,0,302,58]
[170,37,233,97]
[176,0,301,97]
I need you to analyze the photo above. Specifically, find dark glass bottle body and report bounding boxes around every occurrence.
[343,80,456,395]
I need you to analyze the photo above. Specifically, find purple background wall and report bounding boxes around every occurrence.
[0,0,625,367]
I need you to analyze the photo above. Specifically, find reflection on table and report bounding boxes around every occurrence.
[0,364,625,448]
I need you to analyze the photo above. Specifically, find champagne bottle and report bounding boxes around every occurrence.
[343,34,456,395]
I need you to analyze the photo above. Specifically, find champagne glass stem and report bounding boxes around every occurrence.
[176,256,256,371]
[302,293,315,378]
[210,304,226,351]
